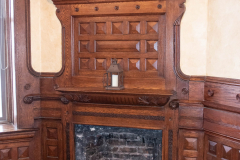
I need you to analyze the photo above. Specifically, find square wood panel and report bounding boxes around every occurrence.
[0,149,11,160]
[48,146,58,158]
[47,128,58,140]
[129,59,140,70]
[96,59,107,70]
[129,21,140,34]
[146,59,157,71]
[79,23,91,35]
[79,41,90,52]
[80,58,90,70]
[18,147,29,158]
[74,15,163,80]
[147,21,158,34]
[112,22,123,34]
[95,22,106,34]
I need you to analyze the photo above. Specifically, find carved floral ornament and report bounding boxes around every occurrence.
[23,93,172,107]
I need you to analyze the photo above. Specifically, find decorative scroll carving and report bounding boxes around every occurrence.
[66,123,70,160]
[138,96,168,106]
[23,94,69,105]
[24,92,171,107]
[169,99,179,110]
[168,130,173,160]
[72,111,165,121]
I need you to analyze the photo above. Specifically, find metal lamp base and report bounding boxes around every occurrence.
[105,86,124,90]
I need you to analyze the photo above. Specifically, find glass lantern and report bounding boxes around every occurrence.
[103,59,124,90]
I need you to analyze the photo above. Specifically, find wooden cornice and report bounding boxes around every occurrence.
[52,0,166,5]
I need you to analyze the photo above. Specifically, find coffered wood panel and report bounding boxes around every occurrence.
[178,130,204,160]
[205,133,240,160]
[71,14,166,89]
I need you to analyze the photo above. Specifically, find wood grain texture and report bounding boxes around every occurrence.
[178,130,204,160]
[70,1,166,16]
[42,120,63,160]
[15,0,40,128]
[205,82,240,109]
[204,108,240,139]
[179,102,203,129]
[204,132,240,160]
[72,103,165,130]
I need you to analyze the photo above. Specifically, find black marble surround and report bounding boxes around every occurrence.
[75,124,162,160]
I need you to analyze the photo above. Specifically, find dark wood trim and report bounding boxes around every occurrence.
[173,2,205,82]
[203,101,240,114]
[168,130,173,160]
[26,0,65,77]
[205,76,240,86]
[66,123,70,160]
[0,130,36,142]
[72,111,165,121]
[52,0,166,5]
[15,0,40,128]
[23,94,69,104]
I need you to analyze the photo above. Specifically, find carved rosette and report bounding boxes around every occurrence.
[169,99,179,110]
[138,96,170,106]
[23,96,33,104]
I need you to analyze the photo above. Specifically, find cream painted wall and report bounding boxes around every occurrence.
[206,0,240,79]
[180,0,208,76]
[31,0,240,79]
[31,0,62,72]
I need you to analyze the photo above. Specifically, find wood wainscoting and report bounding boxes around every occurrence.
[8,0,240,159]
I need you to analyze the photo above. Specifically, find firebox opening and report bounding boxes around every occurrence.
[75,124,162,160]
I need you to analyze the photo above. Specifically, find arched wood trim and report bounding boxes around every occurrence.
[173,2,205,82]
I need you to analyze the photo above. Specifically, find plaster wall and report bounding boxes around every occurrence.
[31,0,62,72]
[206,0,240,79]
[30,0,240,79]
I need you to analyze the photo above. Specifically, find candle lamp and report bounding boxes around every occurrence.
[103,59,124,90]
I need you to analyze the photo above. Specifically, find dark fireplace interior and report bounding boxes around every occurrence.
[75,125,162,160]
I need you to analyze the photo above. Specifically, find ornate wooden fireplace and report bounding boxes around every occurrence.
[4,0,240,159]
[13,0,239,159]
[22,0,206,159]
[49,0,184,159]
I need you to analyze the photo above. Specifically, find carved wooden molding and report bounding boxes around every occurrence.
[205,76,240,86]
[25,0,65,77]
[0,130,36,142]
[52,0,166,5]
[73,111,165,121]
[65,123,70,160]
[56,88,173,106]
[173,1,205,82]
[23,94,69,104]
[168,130,173,160]
[24,90,172,106]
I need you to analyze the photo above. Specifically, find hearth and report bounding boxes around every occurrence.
[75,124,162,160]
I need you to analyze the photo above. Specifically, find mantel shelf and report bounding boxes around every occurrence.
[56,87,174,96]
[55,88,174,107]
